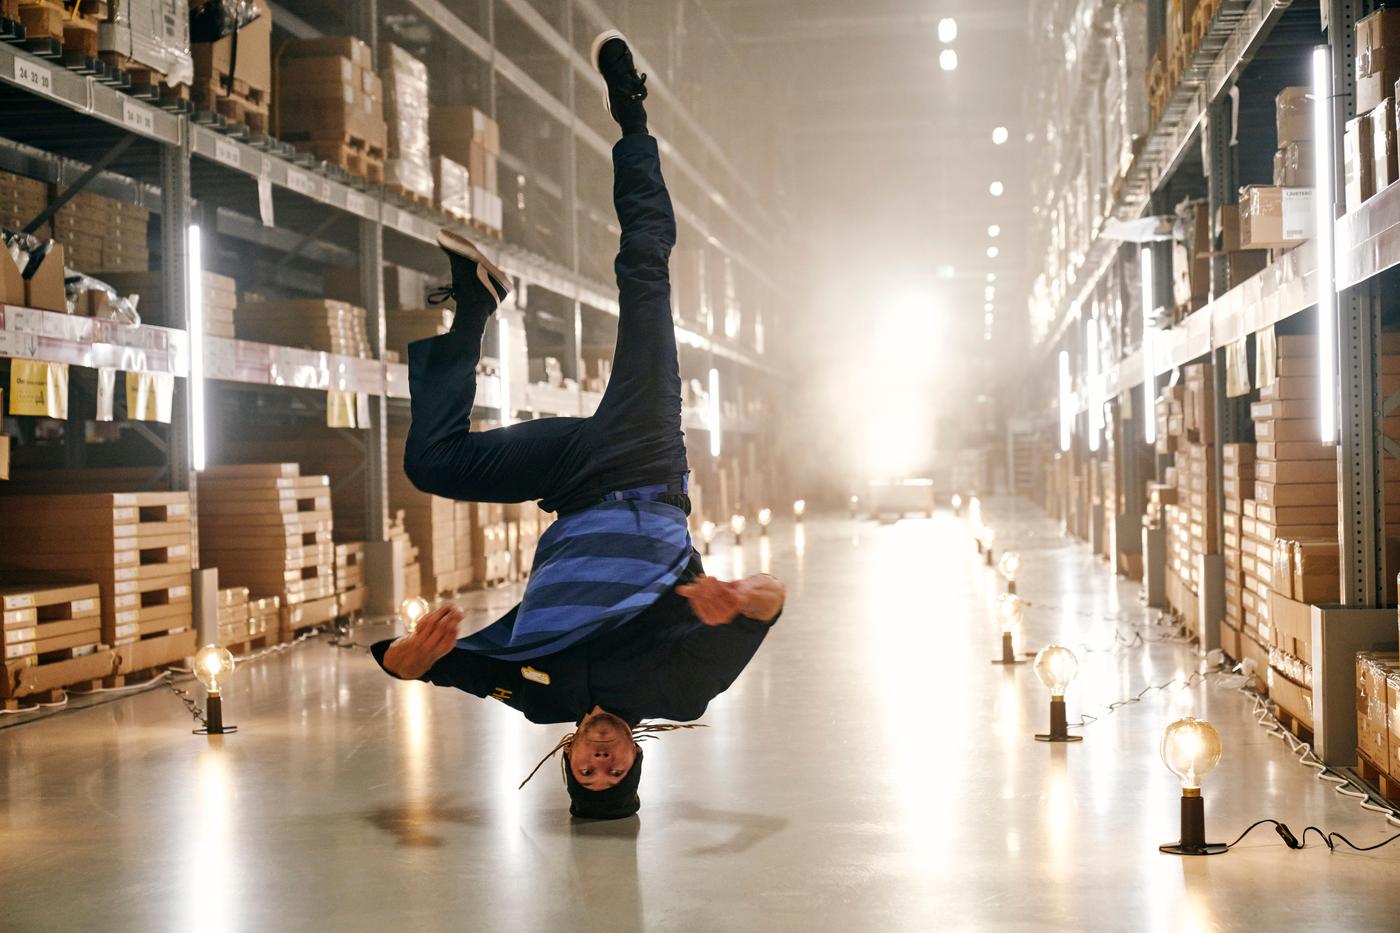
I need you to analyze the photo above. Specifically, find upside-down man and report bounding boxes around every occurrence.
[373,32,786,821]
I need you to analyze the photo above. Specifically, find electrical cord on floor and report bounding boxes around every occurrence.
[1224,817,1400,852]
[164,677,208,727]
[1067,665,1225,729]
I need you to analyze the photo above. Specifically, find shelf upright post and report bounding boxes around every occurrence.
[564,0,585,415]
[1327,0,1385,607]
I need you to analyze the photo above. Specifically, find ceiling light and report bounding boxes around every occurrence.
[938,18,957,43]
[989,181,1004,197]
[992,126,1009,145]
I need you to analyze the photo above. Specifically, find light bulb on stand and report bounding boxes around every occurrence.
[758,508,772,535]
[399,596,431,634]
[980,526,996,566]
[998,550,1022,594]
[1159,718,1227,855]
[192,644,238,735]
[700,520,716,556]
[951,493,963,516]
[849,494,860,518]
[1033,646,1082,743]
[991,594,1026,665]
[793,499,806,523]
[730,513,747,545]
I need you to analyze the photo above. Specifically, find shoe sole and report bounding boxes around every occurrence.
[436,229,512,303]
[590,29,628,114]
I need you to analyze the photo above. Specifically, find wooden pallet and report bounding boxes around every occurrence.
[388,183,433,210]
[225,633,273,659]
[1357,750,1400,802]
[1272,704,1314,746]
[193,78,269,134]
[1191,0,1221,51]
[1,679,101,711]
[292,138,385,184]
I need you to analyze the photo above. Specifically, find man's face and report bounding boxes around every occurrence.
[568,708,639,789]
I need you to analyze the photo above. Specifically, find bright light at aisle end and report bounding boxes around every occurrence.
[938,17,957,43]
[992,126,1009,145]
[940,49,958,71]
[186,224,206,472]
[989,181,1004,197]
[1312,44,1338,444]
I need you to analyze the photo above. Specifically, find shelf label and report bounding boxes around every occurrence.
[121,98,155,135]
[382,204,399,229]
[346,190,367,217]
[13,57,52,97]
[287,167,322,200]
[214,136,241,169]
[0,331,39,359]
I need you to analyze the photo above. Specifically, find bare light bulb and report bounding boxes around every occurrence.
[400,596,431,634]
[998,550,1021,582]
[1034,645,1078,698]
[758,508,773,528]
[1161,718,1222,790]
[980,527,996,549]
[951,493,963,510]
[701,520,716,544]
[989,181,1004,197]
[992,126,1009,145]
[793,499,806,518]
[996,593,1023,633]
[986,246,1000,259]
[988,225,1001,238]
[193,644,235,695]
[937,17,957,43]
[730,514,747,538]
[939,48,958,71]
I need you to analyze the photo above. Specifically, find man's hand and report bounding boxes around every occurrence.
[382,605,463,679]
[677,574,785,627]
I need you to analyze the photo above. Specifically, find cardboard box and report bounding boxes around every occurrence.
[1345,114,1376,209]
[1273,141,1316,187]
[1276,87,1314,148]
[1358,9,1400,61]
[1371,98,1398,192]
[277,35,372,70]
[192,0,271,93]
[1239,186,1315,249]
[26,242,66,312]
[1358,70,1400,113]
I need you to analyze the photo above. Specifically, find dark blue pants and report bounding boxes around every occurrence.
[402,134,688,515]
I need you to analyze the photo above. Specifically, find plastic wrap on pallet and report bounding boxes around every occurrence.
[104,0,194,86]
[380,43,434,201]
[65,273,142,326]
[189,0,262,43]
[434,156,471,221]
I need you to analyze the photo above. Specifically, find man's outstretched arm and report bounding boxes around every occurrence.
[676,574,786,627]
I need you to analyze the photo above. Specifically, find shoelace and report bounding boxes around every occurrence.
[427,284,454,305]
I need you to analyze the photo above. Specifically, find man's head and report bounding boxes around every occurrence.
[563,707,643,820]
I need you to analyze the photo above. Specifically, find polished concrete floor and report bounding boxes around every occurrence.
[4,501,1400,931]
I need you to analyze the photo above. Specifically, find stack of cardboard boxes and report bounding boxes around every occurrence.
[1356,652,1400,787]
[1342,10,1400,212]
[1239,88,1316,251]
[0,579,111,706]
[191,0,271,132]
[197,464,339,641]
[1221,443,1254,661]
[430,105,503,236]
[380,43,434,207]
[275,37,386,182]
[0,170,45,235]
[96,270,236,333]
[334,542,367,616]
[52,191,150,273]
[388,511,421,600]
[248,595,279,641]
[235,299,371,358]
[1171,200,1210,323]
[0,491,196,676]
[217,586,251,647]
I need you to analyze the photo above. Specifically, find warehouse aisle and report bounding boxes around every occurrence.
[4,504,1400,930]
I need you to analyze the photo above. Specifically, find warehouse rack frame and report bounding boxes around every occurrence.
[1035,0,1400,768]
[0,0,782,627]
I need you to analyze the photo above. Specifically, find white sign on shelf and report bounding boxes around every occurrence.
[214,136,241,169]
[121,98,155,135]
[12,57,52,97]
[0,331,39,359]
[287,167,321,200]
[258,168,274,227]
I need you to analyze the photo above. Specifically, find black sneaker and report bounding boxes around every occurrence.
[590,30,648,128]
[430,229,511,319]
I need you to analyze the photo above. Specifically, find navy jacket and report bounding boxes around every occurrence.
[371,553,776,724]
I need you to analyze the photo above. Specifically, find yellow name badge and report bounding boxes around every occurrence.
[9,359,68,418]
[520,666,551,686]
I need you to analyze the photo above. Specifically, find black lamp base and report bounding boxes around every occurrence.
[1158,842,1227,856]
[193,693,238,735]
[1035,698,1083,743]
[1006,580,1017,595]
[1160,794,1225,855]
[991,631,1028,665]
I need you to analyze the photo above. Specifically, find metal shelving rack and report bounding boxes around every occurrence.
[1037,0,1398,766]
[0,0,783,611]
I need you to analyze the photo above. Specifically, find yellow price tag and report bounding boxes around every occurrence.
[124,371,174,423]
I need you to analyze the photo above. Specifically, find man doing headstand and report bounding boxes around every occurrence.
[373,32,786,821]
